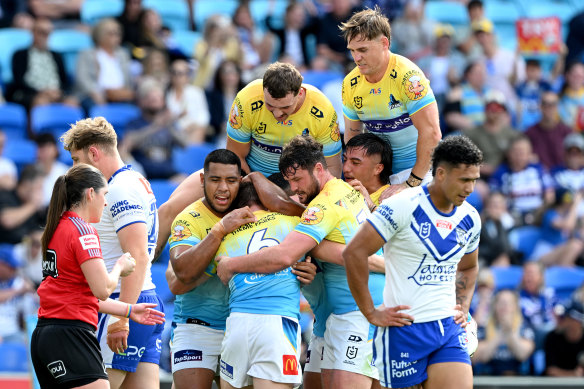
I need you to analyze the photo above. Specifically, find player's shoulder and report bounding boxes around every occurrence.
[64,213,97,236]
[342,66,363,92]
[176,199,211,222]
[237,79,264,103]
[380,186,423,213]
[459,201,482,225]
[303,83,333,106]
[392,53,425,76]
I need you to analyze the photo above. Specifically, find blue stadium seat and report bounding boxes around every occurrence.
[81,0,124,25]
[545,266,584,300]
[48,29,93,79]
[193,0,238,31]
[465,190,483,214]
[425,1,469,27]
[301,71,344,91]
[524,1,577,23]
[31,104,84,139]
[485,1,523,51]
[0,103,27,139]
[0,342,29,372]
[250,0,288,30]
[508,226,543,261]
[172,143,217,175]
[89,103,141,139]
[3,138,37,170]
[172,30,202,58]
[144,0,190,31]
[151,263,174,303]
[0,28,32,84]
[149,179,178,206]
[491,265,523,292]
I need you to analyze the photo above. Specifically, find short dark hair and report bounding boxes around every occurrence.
[203,149,241,174]
[263,62,303,98]
[267,172,293,196]
[235,181,261,208]
[346,133,393,183]
[467,0,483,11]
[19,163,44,185]
[35,132,57,147]
[279,135,327,177]
[526,59,541,68]
[431,135,483,175]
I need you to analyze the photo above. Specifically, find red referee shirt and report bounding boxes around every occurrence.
[37,211,104,329]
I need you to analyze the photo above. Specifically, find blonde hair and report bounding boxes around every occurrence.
[486,290,523,340]
[92,18,121,46]
[340,7,391,45]
[61,117,118,153]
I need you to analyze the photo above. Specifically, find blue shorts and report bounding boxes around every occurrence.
[97,289,165,372]
[373,317,470,388]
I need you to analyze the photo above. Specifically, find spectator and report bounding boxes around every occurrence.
[166,59,210,145]
[0,244,34,344]
[121,79,186,180]
[75,18,134,114]
[232,2,273,74]
[364,0,406,22]
[8,17,77,111]
[565,10,584,67]
[526,91,573,170]
[558,62,584,131]
[519,262,557,343]
[456,0,484,59]
[34,133,68,207]
[117,0,143,54]
[479,192,518,267]
[27,0,82,29]
[133,8,167,60]
[13,227,43,287]
[0,0,28,28]
[470,268,495,328]
[490,136,555,226]
[205,60,245,143]
[516,60,554,131]
[552,133,584,193]
[0,130,17,191]
[463,90,520,178]
[391,0,434,62]
[316,0,361,69]
[138,47,170,89]
[474,289,536,376]
[544,300,584,376]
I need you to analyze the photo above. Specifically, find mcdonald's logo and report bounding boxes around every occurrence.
[282,355,298,375]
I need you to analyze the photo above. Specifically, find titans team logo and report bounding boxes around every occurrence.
[170,222,191,242]
[354,96,363,109]
[418,222,431,239]
[301,207,324,225]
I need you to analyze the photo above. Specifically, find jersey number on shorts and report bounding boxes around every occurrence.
[246,228,280,254]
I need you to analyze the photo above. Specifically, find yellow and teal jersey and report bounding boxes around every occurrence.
[294,179,384,315]
[215,210,302,319]
[370,184,390,206]
[168,200,229,330]
[227,79,342,176]
[342,53,436,174]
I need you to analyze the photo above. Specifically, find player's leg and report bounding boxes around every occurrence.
[76,379,111,389]
[423,362,472,389]
[252,377,294,389]
[173,368,215,389]
[303,333,325,389]
[220,379,253,389]
[304,372,324,389]
[106,368,127,389]
[220,313,252,389]
[326,369,373,389]
[119,362,159,389]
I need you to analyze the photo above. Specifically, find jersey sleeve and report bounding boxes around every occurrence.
[314,110,342,158]
[399,65,436,116]
[107,182,148,233]
[367,193,413,242]
[294,202,338,244]
[342,75,360,121]
[72,224,103,265]
[226,92,253,144]
[465,210,482,254]
[168,211,204,249]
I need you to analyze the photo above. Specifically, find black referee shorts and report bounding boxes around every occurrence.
[31,318,108,389]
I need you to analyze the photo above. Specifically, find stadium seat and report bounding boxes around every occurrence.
[193,0,239,31]
[508,225,542,261]
[0,103,27,139]
[172,30,202,58]
[80,0,124,25]
[0,342,29,372]
[425,1,468,27]
[172,143,217,176]
[89,103,141,139]
[491,265,523,292]
[524,1,577,24]
[31,104,84,139]
[301,71,344,91]
[144,0,190,31]
[3,138,37,170]
[465,190,483,214]
[149,179,178,206]
[485,1,523,51]
[151,263,174,303]
[48,29,93,79]
[545,266,584,300]
[250,0,288,30]
[0,28,32,84]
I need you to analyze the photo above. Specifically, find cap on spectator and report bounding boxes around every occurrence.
[484,90,507,111]
[0,244,20,268]
[472,18,493,34]
[564,133,584,151]
[435,24,455,39]
[555,300,584,323]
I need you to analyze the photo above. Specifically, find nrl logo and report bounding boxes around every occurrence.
[418,222,431,239]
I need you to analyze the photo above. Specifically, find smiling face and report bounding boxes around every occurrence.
[343,146,383,188]
[347,34,389,79]
[284,166,321,205]
[202,162,241,214]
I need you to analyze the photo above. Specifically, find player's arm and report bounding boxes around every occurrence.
[165,258,206,295]
[98,299,165,325]
[245,171,305,216]
[325,153,342,178]
[343,222,413,327]
[154,170,204,260]
[310,239,384,272]
[343,117,363,144]
[226,137,252,175]
[117,223,150,305]
[455,249,479,321]
[409,102,441,181]
[216,231,317,284]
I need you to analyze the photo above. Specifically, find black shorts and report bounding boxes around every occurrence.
[31,318,108,389]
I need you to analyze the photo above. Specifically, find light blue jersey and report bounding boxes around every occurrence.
[300,259,332,337]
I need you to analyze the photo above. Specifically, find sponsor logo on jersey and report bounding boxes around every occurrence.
[350,76,360,87]
[402,70,428,101]
[389,94,403,109]
[301,207,324,225]
[370,88,382,95]
[251,100,264,112]
[189,211,200,218]
[170,222,191,242]
[310,106,324,119]
[277,120,293,126]
[174,349,202,364]
[348,335,363,342]
[408,254,457,286]
[110,200,143,218]
[346,346,358,359]
[391,360,418,379]
[283,355,298,375]
[302,128,310,136]
[220,359,234,379]
[330,122,340,142]
[354,96,363,109]
[47,360,66,378]
[377,205,398,230]
[389,69,397,79]
[42,249,58,278]
[243,273,266,284]
[436,220,453,230]
[335,199,347,209]
[79,234,100,250]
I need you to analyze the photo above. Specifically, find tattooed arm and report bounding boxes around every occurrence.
[455,249,479,317]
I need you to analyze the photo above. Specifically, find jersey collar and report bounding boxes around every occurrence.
[422,185,457,217]
[108,165,133,184]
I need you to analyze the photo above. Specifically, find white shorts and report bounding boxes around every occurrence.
[304,333,325,373]
[170,323,224,373]
[389,169,433,186]
[220,312,302,388]
[322,311,378,379]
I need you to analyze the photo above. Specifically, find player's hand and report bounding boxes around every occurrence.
[129,303,166,325]
[117,252,136,277]
[348,179,375,210]
[292,256,317,285]
[107,317,130,354]
[366,304,414,327]
[453,304,467,327]
[379,183,408,202]
[222,207,257,233]
[216,256,233,285]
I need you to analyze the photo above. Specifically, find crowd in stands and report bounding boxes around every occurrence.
[0,0,584,378]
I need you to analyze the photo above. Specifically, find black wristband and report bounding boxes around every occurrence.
[410,172,423,181]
